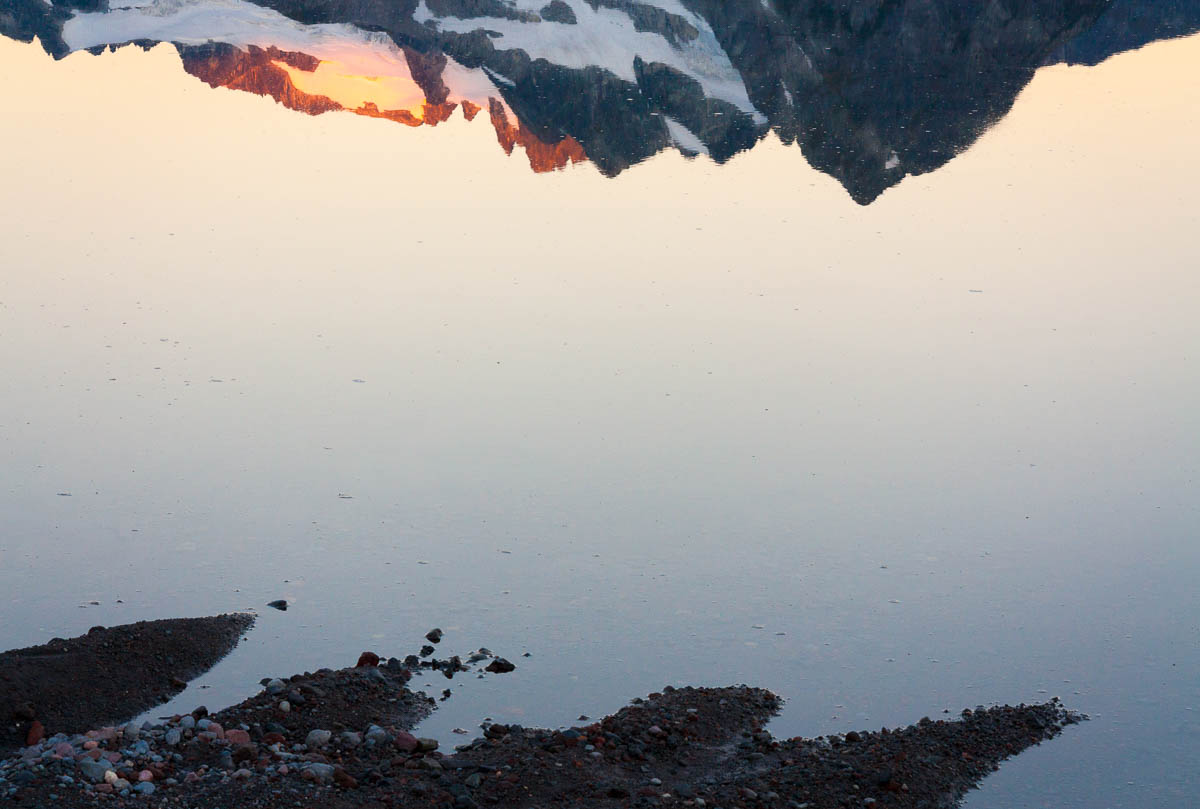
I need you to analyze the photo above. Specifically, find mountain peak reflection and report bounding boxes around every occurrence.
[2,0,1196,201]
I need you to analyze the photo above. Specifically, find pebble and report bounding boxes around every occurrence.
[306,729,333,748]
[332,767,358,789]
[302,763,335,785]
[265,679,286,695]
[134,781,155,795]
[393,731,419,753]
[78,758,111,783]
[225,729,251,746]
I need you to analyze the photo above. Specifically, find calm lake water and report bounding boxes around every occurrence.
[1,2,1198,806]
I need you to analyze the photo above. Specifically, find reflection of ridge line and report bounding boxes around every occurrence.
[8,0,1193,198]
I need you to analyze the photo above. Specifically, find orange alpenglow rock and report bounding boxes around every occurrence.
[488,99,587,173]
[180,45,344,116]
[354,102,422,126]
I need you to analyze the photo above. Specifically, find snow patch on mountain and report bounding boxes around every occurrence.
[62,0,505,108]
[421,0,763,120]
[663,115,708,155]
[63,0,393,64]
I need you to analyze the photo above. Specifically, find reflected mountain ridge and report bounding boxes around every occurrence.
[3,0,1198,201]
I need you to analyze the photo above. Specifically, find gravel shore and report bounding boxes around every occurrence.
[1,619,1085,808]
[1,615,254,756]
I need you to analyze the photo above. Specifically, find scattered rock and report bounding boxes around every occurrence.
[485,658,516,674]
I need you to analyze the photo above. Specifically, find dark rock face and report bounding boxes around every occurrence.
[683,0,1112,202]
[587,0,700,45]
[2,0,1195,200]
[1048,0,1200,65]
[426,0,540,23]
[0,0,72,57]
[540,0,577,25]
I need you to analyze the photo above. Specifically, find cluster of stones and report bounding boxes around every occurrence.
[0,696,441,800]
[0,718,181,799]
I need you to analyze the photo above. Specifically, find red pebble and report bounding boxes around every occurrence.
[393,731,419,752]
[26,721,45,746]
[225,729,251,746]
[356,651,380,668]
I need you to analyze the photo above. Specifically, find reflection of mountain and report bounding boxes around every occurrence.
[3,0,1196,201]
[1048,0,1200,65]
[176,41,585,171]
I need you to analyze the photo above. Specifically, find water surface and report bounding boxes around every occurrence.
[1,10,1199,809]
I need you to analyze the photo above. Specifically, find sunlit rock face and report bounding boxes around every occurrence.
[179,44,342,117]
[488,98,588,173]
[175,38,587,168]
[3,0,1196,201]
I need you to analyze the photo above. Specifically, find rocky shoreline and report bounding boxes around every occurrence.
[0,617,1085,808]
